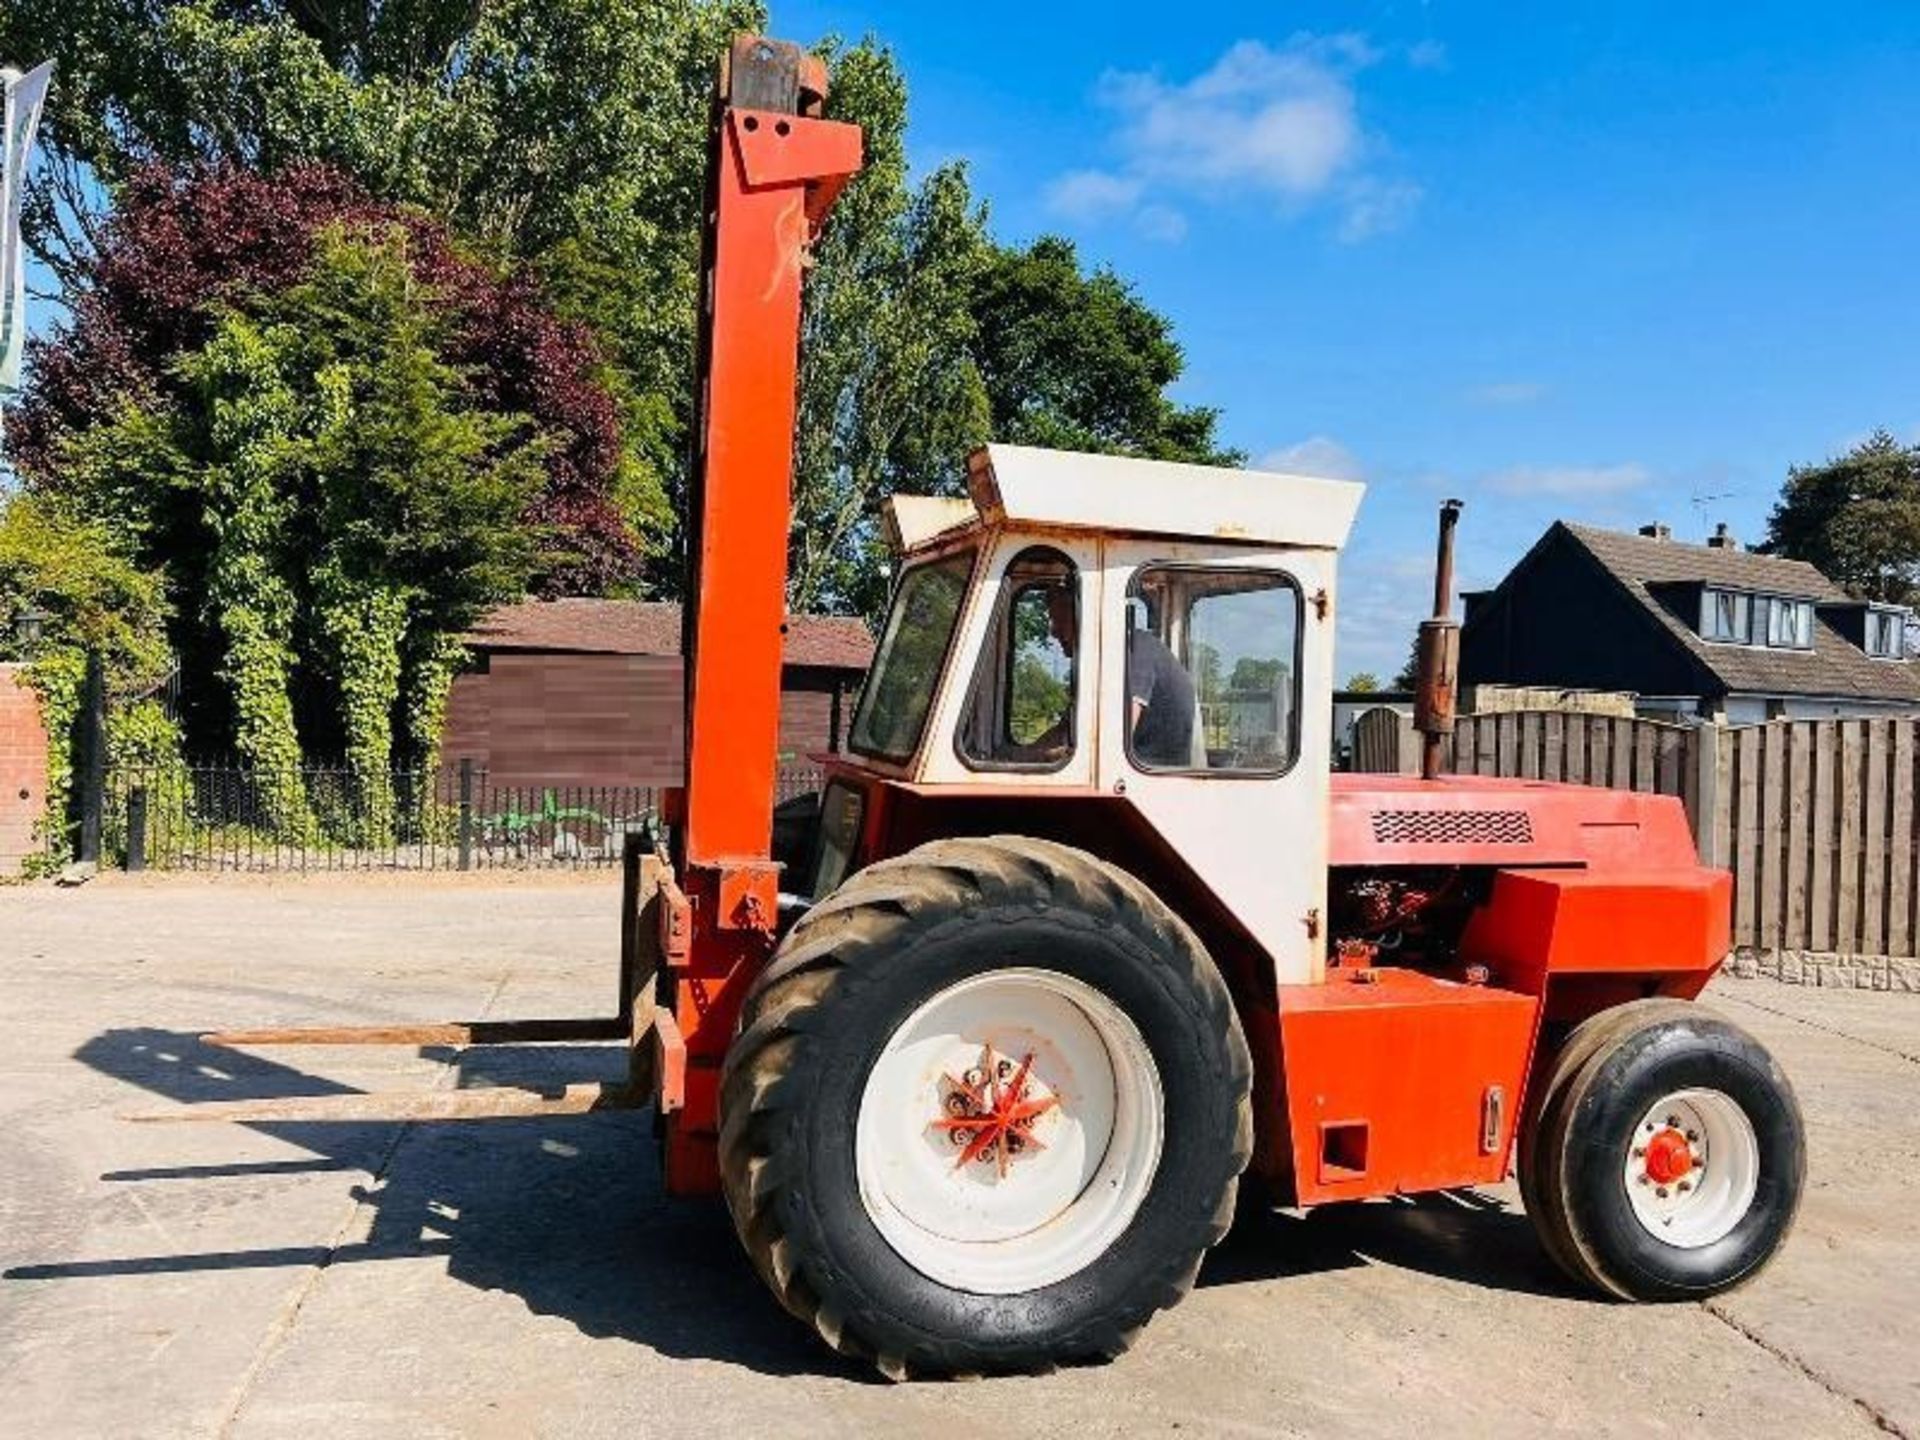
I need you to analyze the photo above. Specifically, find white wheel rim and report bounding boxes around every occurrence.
[1622,1088,1760,1248]
[855,967,1164,1294]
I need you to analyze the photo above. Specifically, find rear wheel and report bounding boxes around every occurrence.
[718,835,1252,1378]
[1524,1002,1804,1300]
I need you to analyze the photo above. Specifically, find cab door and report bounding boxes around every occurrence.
[919,533,1103,791]
[1095,538,1340,987]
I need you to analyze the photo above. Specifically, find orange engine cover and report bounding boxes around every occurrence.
[1459,865,1732,996]
[1278,968,1539,1206]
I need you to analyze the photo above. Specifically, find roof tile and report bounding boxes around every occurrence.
[1562,524,1920,703]
[465,599,874,670]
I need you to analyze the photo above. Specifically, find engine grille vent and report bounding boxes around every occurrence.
[1370,809,1534,846]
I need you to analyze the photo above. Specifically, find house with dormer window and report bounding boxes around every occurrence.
[1460,521,1920,723]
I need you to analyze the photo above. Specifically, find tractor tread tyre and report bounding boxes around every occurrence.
[718,835,1253,1380]
[1526,1000,1804,1302]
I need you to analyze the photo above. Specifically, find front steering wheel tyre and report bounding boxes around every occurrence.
[718,836,1252,1379]
[1525,1001,1805,1301]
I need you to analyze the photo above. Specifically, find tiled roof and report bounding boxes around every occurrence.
[1562,524,1920,703]
[465,599,874,670]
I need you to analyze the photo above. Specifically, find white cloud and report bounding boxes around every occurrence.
[1043,33,1421,243]
[1483,463,1651,498]
[1337,178,1423,242]
[1467,380,1548,406]
[1044,169,1145,221]
[1407,39,1449,70]
[1258,436,1366,480]
[1100,38,1362,195]
[1134,204,1189,242]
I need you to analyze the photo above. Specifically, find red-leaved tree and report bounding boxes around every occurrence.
[10,163,640,595]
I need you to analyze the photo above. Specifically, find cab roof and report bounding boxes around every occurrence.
[881,444,1366,554]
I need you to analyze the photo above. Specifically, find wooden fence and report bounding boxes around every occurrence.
[1347,706,1920,960]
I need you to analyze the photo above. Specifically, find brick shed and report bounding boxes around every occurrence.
[440,599,873,788]
[0,664,49,876]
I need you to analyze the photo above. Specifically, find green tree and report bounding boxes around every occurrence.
[1762,430,1920,606]
[1392,636,1421,691]
[1,0,750,554]
[1344,671,1381,693]
[1230,657,1284,693]
[2,3,1239,621]
[63,224,543,800]
[0,489,175,862]
[788,41,991,615]
[970,235,1241,466]
[0,491,170,680]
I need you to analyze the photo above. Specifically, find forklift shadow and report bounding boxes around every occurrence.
[6,1027,871,1382]
[15,1028,1569,1377]
[1205,1188,1575,1299]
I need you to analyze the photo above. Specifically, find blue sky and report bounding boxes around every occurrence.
[778,0,1920,677]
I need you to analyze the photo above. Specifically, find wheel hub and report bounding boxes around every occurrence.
[1621,1089,1758,1249]
[854,967,1164,1294]
[930,1043,1060,1177]
[1642,1127,1695,1185]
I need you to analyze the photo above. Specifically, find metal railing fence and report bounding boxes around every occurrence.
[101,760,824,873]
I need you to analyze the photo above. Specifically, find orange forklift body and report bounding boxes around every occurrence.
[797,765,1731,1208]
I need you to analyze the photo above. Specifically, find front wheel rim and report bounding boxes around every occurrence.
[854,967,1165,1294]
[1621,1088,1760,1248]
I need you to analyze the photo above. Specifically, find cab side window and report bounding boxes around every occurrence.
[1127,568,1301,774]
[958,548,1078,771]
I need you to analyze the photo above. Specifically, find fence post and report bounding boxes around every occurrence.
[125,786,147,872]
[77,649,107,866]
[1690,721,1723,865]
[457,758,474,871]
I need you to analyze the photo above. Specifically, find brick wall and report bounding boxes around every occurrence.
[0,665,49,876]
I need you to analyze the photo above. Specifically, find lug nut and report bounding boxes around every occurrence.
[1677,1180,1692,1193]
[1655,1186,1669,1199]
[997,1060,1013,1079]
[1632,1146,1647,1158]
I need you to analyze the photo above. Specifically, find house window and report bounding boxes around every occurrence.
[1699,589,1814,650]
[1865,608,1908,659]
[1703,589,1751,643]
[1763,597,1813,650]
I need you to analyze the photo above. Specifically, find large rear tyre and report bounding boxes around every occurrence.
[718,836,1252,1379]
[1524,1001,1805,1301]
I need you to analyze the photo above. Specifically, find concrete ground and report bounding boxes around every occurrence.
[1,874,1915,1440]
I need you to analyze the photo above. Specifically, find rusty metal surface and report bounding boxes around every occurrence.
[1416,499,1465,780]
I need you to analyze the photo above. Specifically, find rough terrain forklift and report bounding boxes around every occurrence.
[153,36,1805,1379]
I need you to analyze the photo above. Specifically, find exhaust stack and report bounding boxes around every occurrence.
[1414,499,1464,781]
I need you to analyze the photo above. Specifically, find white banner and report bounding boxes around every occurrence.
[1,61,53,397]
